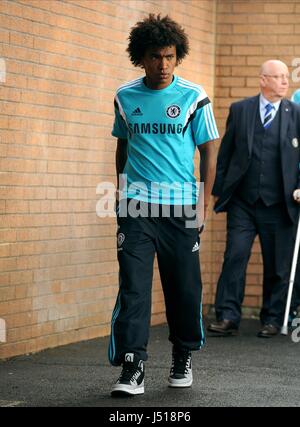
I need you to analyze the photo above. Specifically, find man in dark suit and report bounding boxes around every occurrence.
[208,60,300,338]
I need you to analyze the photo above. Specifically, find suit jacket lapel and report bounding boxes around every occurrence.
[280,99,290,149]
[247,95,260,155]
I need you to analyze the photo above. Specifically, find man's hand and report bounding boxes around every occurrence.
[198,223,205,234]
[293,189,300,204]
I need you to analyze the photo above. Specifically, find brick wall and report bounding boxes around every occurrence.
[213,0,300,315]
[0,0,217,359]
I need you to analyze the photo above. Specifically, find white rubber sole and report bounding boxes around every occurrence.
[111,381,144,396]
[168,376,193,388]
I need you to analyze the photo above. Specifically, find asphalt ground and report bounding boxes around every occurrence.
[0,318,299,408]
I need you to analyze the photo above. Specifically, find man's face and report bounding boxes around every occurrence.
[260,62,289,101]
[141,45,177,90]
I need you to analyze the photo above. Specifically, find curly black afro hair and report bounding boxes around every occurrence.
[127,14,189,67]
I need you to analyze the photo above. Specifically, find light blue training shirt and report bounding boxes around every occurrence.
[112,75,219,205]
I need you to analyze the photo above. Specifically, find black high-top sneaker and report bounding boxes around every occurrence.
[168,347,192,388]
[111,353,144,396]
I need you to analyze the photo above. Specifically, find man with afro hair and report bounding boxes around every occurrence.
[108,14,219,396]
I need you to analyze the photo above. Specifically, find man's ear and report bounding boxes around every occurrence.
[260,75,266,88]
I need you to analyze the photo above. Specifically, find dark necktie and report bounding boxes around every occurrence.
[263,103,275,129]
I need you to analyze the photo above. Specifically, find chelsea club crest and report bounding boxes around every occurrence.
[166,105,181,118]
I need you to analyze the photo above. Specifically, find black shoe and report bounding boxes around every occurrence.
[207,319,239,336]
[257,324,279,338]
[168,347,192,388]
[111,353,144,396]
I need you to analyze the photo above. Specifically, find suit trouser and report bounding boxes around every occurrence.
[108,203,205,366]
[215,197,294,327]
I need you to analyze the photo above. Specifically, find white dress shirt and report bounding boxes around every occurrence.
[259,94,281,125]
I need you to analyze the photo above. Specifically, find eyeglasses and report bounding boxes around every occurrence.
[262,74,290,81]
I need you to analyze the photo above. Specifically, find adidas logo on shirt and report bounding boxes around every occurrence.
[192,241,199,252]
[131,107,143,116]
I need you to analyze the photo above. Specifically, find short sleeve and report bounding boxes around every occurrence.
[112,98,128,139]
[192,102,219,145]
